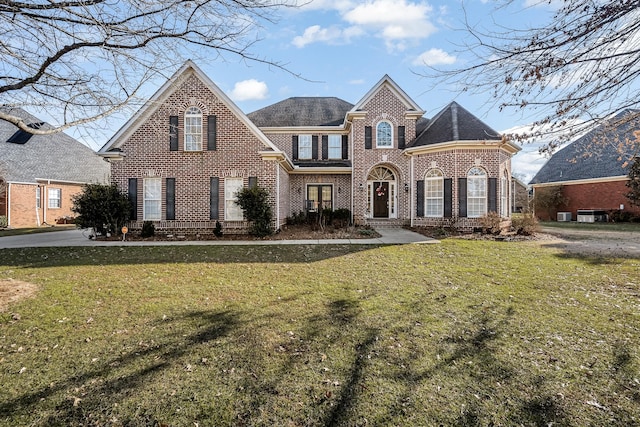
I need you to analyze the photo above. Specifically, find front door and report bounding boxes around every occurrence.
[373,181,389,218]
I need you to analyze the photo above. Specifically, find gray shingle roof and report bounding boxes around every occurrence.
[0,107,110,184]
[530,110,638,185]
[247,97,354,127]
[410,101,501,147]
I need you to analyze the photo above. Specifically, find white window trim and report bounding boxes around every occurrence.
[225,177,244,221]
[36,186,41,209]
[48,188,61,209]
[501,173,509,217]
[143,178,162,221]
[425,169,444,218]
[328,135,341,159]
[184,106,203,151]
[376,121,393,149]
[298,134,312,159]
[467,167,487,218]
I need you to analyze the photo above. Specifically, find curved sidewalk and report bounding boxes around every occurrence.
[0,228,438,248]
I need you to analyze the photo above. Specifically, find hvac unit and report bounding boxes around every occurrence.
[557,212,572,222]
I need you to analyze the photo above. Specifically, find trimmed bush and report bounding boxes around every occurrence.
[511,213,539,235]
[235,186,273,237]
[0,215,7,228]
[141,221,155,238]
[71,184,131,236]
[479,211,502,235]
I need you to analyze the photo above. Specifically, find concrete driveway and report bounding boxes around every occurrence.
[0,227,436,248]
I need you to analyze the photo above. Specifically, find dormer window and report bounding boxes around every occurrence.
[184,106,202,151]
[376,121,392,148]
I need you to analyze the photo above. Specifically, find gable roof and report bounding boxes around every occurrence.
[99,60,283,155]
[350,74,424,115]
[530,110,638,185]
[0,107,109,184]
[247,97,353,127]
[410,102,501,147]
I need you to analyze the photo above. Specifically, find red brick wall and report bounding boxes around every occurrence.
[535,179,640,220]
[7,182,81,228]
[110,72,283,233]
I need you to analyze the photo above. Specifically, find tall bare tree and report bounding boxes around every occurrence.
[427,0,640,158]
[0,0,298,136]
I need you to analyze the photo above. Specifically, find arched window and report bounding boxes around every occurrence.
[184,106,203,151]
[376,121,392,148]
[425,169,444,217]
[467,167,487,218]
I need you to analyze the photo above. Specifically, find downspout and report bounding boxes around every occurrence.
[350,125,355,225]
[276,162,280,230]
[7,183,11,227]
[410,154,414,227]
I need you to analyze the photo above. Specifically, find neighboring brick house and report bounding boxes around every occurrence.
[99,61,520,232]
[0,108,110,228]
[530,110,640,220]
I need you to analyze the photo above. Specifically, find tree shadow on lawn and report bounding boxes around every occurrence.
[0,244,382,268]
[0,309,241,425]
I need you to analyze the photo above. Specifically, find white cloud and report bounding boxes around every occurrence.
[343,0,436,43]
[412,48,456,66]
[349,79,365,84]
[292,24,363,48]
[292,0,437,51]
[229,79,269,101]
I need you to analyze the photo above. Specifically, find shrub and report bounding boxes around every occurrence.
[333,208,351,227]
[235,186,273,237]
[479,211,502,235]
[72,184,131,236]
[141,221,155,238]
[213,220,223,237]
[511,213,539,235]
[0,215,7,228]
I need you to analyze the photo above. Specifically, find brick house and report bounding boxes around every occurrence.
[0,108,110,228]
[99,61,520,232]
[530,110,640,220]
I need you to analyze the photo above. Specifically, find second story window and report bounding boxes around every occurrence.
[328,135,342,159]
[376,121,392,148]
[298,135,312,159]
[184,106,202,151]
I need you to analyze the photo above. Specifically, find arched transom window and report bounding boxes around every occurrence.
[467,167,487,218]
[184,106,203,151]
[425,169,444,217]
[376,121,393,148]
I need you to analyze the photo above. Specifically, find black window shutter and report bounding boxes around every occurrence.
[169,116,178,151]
[444,178,453,218]
[207,115,217,151]
[248,177,258,188]
[322,135,328,160]
[128,178,137,220]
[416,180,424,217]
[312,135,318,159]
[292,136,298,160]
[364,126,372,149]
[210,177,219,220]
[166,178,176,220]
[342,135,348,160]
[458,178,467,218]
[488,178,497,213]
[398,126,406,149]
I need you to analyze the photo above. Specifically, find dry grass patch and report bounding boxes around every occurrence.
[0,279,38,312]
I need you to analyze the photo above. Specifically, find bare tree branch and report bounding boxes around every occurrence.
[420,0,640,157]
[0,0,301,135]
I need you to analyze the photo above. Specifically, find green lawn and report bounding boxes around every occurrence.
[0,241,639,426]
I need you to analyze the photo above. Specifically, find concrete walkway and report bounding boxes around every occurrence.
[0,228,438,249]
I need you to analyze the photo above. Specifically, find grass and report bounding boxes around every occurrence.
[0,241,639,426]
[540,220,640,232]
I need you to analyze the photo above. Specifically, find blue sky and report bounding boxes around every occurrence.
[82,0,560,181]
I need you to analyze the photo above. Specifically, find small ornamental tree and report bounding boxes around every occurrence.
[533,185,569,221]
[235,186,273,237]
[72,184,131,236]
[625,157,640,207]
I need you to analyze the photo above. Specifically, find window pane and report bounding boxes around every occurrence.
[328,135,341,159]
[298,135,312,159]
[322,186,332,210]
[376,122,392,147]
[48,188,61,208]
[184,107,202,151]
[425,171,443,217]
[144,178,161,220]
[225,178,244,220]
